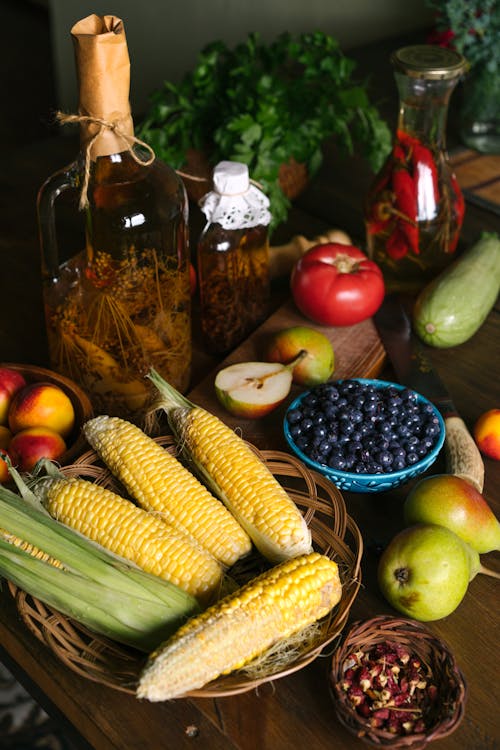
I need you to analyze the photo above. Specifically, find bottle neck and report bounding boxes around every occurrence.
[395,72,459,149]
[72,14,134,159]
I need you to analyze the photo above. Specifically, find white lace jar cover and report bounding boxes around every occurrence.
[199,161,272,229]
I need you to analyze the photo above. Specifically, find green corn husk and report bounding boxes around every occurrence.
[0,480,201,652]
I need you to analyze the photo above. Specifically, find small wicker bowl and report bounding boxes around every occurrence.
[0,362,93,465]
[329,615,467,748]
[8,437,363,698]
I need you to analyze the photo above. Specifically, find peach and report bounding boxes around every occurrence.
[8,382,75,438]
[0,448,11,483]
[9,427,67,473]
[0,368,27,423]
[0,387,11,425]
[474,408,500,461]
[0,367,27,397]
[0,425,12,449]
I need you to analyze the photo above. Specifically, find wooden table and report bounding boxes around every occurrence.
[1,37,499,750]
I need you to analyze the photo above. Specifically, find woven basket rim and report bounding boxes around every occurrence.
[8,437,363,698]
[328,614,467,748]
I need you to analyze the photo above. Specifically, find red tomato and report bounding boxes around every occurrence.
[291,243,385,326]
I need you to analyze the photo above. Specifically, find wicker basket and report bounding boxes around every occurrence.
[8,437,363,698]
[329,615,467,748]
[0,362,93,465]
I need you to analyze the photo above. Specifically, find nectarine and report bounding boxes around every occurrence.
[0,367,27,397]
[0,368,27,423]
[8,382,75,438]
[0,448,11,483]
[474,408,500,461]
[9,427,67,472]
[0,425,12,449]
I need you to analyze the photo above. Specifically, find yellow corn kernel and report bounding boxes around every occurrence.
[38,477,223,601]
[83,415,252,568]
[176,406,312,563]
[0,528,63,568]
[137,552,341,701]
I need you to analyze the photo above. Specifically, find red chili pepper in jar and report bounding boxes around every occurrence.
[392,168,419,254]
[385,225,410,260]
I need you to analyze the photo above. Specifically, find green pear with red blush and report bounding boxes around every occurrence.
[378,523,480,622]
[264,326,334,387]
[404,474,500,554]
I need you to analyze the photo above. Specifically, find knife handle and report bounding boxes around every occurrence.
[444,415,484,493]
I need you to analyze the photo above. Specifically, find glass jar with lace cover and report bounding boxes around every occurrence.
[197,161,271,354]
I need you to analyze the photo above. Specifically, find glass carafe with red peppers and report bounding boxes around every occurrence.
[365,45,468,294]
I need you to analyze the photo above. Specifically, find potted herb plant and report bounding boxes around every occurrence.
[427,0,500,154]
[137,31,391,230]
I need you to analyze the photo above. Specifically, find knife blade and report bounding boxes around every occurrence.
[374,294,484,492]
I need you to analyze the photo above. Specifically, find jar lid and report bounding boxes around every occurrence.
[199,160,271,230]
[213,160,250,195]
[391,45,468,80]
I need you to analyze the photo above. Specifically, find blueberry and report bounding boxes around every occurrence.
[378,421,393,437]
[287,408,302,424]
[301,417,314,432]
[288,423,302,439]
[391,445,406,460]
[302,393,319,408]
[406,451,419,464]
[349,408,364,424]
[396,424,411,439]
[425,421,441,437]
[295,436,309,452]
[323,403,338,420]
[340,420,355,436]
[313,425,327,440]
[416,441,430,457]
[377,450,394,467]
[328,454,347,470]
[363,400,379,416]
[405,435,419,449]
[392,457,406,471]
[318,439,333,455]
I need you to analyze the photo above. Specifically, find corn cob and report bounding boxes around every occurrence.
[0,481,200,652]
[34,476,223,601]
[83,415,252,568]
[137,551,341,701]
[0,528,63,567]
[147,369,312,563]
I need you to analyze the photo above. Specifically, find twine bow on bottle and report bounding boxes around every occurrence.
[56,111,156,209]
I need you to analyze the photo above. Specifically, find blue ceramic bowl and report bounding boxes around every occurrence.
[284,378,445,493]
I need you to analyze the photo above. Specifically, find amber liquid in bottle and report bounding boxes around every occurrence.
[42,151,191,417]
[197,223,270,354]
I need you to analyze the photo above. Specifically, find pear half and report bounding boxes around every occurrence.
[214,361,294,419]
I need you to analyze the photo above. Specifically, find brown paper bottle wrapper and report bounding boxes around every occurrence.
[71,14,134,160]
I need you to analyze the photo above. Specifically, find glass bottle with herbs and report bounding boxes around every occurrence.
[365,45,467,293]
[37,14,191,419]
[197,161,271,354]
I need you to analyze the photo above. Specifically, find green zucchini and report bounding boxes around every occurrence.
[413,232,500,348]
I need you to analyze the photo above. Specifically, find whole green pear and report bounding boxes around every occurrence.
[378,523,480,621]
[404,474,500,553]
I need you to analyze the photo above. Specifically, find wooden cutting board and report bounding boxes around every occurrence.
[450,148,500,214]
[188,299,386,451]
